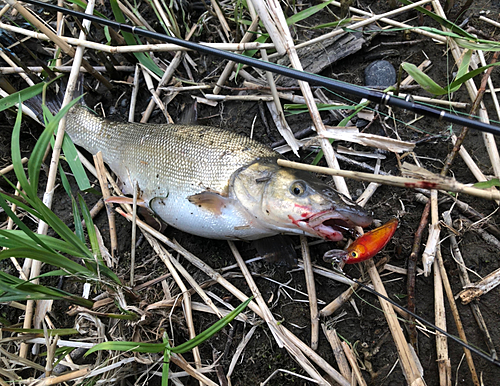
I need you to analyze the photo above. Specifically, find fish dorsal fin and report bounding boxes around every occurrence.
[188,191,229,216]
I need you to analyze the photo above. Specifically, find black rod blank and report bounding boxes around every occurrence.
[13,0,500,136]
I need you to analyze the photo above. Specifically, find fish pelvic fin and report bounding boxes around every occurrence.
[188,191,229,216]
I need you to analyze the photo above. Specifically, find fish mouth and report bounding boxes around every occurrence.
[302,210,372,241]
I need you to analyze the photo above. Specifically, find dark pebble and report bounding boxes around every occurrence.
[364,60,396,88]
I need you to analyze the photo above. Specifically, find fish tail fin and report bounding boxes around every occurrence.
[22,74,85,124]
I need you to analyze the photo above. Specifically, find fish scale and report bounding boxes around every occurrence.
[66,105,276,198]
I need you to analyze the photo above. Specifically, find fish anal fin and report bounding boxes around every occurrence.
[188,191,228,216]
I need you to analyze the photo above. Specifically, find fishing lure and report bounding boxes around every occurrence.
[324,218,398,264]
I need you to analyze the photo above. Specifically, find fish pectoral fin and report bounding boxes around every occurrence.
[105,196,146,207]
[188,191,228,216]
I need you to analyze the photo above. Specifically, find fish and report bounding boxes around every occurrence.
[323,218,398,264]
[62,104,372,240]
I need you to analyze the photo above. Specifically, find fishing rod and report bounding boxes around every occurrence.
[10,0,500,137]
[334,267,500,368]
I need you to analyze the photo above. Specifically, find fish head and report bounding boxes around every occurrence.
[231,159,372,240]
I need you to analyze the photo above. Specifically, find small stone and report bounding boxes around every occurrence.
[364,60,396,88]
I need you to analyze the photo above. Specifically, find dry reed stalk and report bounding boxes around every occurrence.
[443,212,498,359]
[213,17,261,94]
[428,189,451,386]
[205,94,274,102]
[3,0,111,89]
[0,157,28,175]
[33,367,90,385]
[0,49,35,87]
[435,245,480,385]
[18,0,97,358]
[115,210,349,386]
[249,0,286,54]
[130,181,138,285]
[300,235,319,350]
[140,26,197,123]
[386,92,468,108]
[144,234,203,376]
[365,259,424,384]
[278,159,500,201]
[170,353,220,386]
[167,254,225,319]
[321,326,352,382]
[0,65,135,74]
[93,153,118,261]
[341,341,367,386]
[128,65,140,122]
[141,66,172,122]
[227,241,284,347]
[319,284,359,317]
[226,325,258,380]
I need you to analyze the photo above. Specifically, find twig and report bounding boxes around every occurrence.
[300,235,319,350]
[277,159,500,201]
[322,326,352,383]
[93,153,117,261]
[407,200,430,349]
[226,325,258,380]
[341,341,367,386]
[128,65,140,122]
[0,65,135,74]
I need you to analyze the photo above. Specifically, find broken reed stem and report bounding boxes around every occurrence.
[144,234,203,375]
[429,190,450,386]
[128,65,140,123]
[435,245,480,385]
[365,259,424,385]
[140,25,197,123]
[443,211,498,359]
[341,341,367,386]
[300,235,319,350]
[115,210,349,386]
[277,159,500,201]
[170,353,219,386]
[0,65,135,74]
[407,200,431,350]
[130,181,138,285]
[213,17,261,95]
[93,152,117,261]
[319,284,358,317]
[321,326,352,382]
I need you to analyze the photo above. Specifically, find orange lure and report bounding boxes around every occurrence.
[324,218,399,264]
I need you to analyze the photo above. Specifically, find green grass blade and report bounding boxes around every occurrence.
[0,76,62,113]
[11,99,33,196]
[2,327,78,336]
[448,61,500,91]
[401,62,446,95]
[85,341,168,356]
[72,196,85,244]
[286,0,335,26]
[78,194,102,262]
[171,297,252,353]
[65,0,108,19]
[473,178,500,189]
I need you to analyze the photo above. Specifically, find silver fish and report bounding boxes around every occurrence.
[65,105,372,240]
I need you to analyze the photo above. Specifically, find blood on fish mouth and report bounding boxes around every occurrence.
[300,210,362,241]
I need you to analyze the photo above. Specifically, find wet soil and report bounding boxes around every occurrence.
[1,0,500,385]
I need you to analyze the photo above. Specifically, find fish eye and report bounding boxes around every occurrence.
[350,251,358,259]
[290,181,306,196]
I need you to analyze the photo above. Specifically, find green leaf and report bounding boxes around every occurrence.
[473,178,500,189]
[65,0,108,19]
[0,76,61,113]
[314,18,352,29]
[401,62,446,95]
[2,327,78,336]
[85,341,168,356]
[78,194,102,262]
[172,297,252,353]
[286,0,335,26]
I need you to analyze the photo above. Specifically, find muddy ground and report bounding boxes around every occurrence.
[1,0,500,385]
